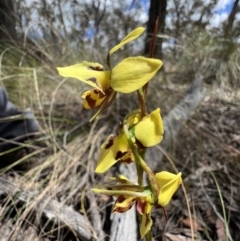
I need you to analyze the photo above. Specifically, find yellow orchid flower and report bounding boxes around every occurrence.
[134,108,164,148]
[95,108,164,173]
[57,27,163,120]
[95,133,135,173]
[155,171,182,207]
[92,172,182,239]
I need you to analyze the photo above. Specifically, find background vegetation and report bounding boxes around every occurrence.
[0,0,239,240]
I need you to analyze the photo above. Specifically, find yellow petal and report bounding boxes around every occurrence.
[125,110,141,127]
[155,172,182,207]
[82,89,107,109]
[89,91,117,122]
[111,57,162,93]
[134,108,164,147]
[109,27,145,55]
[57,61,111,92]
[140,213,153,238]
[109,175,132,184]
[95,133,133,173]
[113,195,136,213]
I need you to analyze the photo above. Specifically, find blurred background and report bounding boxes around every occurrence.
[0,0,239,241]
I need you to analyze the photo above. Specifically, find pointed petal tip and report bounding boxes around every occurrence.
[109,27,145,55]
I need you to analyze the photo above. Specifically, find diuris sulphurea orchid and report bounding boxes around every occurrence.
[57,27,163,121]
[95,108,164,173]
[58,22,182,241]
[92,172,182,238]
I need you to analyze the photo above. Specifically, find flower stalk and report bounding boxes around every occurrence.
[57,22,182,240]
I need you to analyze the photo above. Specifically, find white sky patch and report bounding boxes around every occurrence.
[208,0,234,28]
[236,12,240,21]
[209,12,229,27]
[213,0,233,12]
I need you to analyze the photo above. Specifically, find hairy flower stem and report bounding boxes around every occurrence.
[123,124,159,200]
[137,89,148,118]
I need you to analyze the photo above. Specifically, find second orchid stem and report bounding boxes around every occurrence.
[123,124,159,201]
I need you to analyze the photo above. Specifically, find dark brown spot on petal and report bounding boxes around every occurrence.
[98,91,106,98]
[105,135,115,149]
[116,195,125,203]
[135,138,146,149]
[113,196,137,213]
[85,94,97,109]
[93,89,99,94]
[88,66,104,71]
[122,157,134,164]
[122,152,134,163]
[115,151,128,160]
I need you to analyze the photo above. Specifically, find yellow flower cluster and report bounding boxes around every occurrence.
[57,27,162,121]
[57,27,182,240]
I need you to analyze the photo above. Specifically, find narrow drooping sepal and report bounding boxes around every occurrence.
[109,27,145,55]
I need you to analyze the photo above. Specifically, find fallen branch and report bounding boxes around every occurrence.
[147,76,206,171]
[110,164,138,241]
[0,177,92,241]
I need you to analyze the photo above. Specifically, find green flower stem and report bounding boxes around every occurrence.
[145,231,153,241]
[123,124,159,201]
[137,149,147,186]
[136,160,143,186]
[94,184,145,192]
[91,188,147,197]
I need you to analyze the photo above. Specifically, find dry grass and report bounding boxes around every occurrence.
[0,28,240,241]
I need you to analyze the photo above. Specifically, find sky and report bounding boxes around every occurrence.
[210,0,235,27]
[133,0,236,28]
[24,0,237,39]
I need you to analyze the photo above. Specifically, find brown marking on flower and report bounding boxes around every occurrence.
[88,66,104,71]
[113,196,136,213]
[135,138,146,149]
[98,91,106,98]
[115,151,128,160]
[85,94,97,109]
[116,195,125,203]
[121,152,134,164]
[93,89,99,94]
[105,135,115,149]
[136,200,146,214]
[122,157,133,164]
[114,206,133,213]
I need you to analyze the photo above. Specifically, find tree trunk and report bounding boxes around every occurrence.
[224,0,240,37]
[0,0,16,42]
[144,0,167,58]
